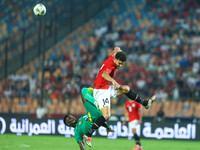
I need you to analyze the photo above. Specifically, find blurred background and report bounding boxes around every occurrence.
[0,0,200,127]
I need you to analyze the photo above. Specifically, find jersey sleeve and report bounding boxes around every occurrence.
[104,68,112,74]
[103,65,114,74]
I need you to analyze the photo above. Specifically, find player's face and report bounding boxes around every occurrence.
[115,59,125,69]
[64,115,77,127]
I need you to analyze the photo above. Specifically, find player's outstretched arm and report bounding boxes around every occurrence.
[139,108,143,124]
[79,141,86,150]
[111,47,122,56]
[122,109,128,126]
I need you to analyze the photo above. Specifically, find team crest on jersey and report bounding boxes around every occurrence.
[79,121,82,125]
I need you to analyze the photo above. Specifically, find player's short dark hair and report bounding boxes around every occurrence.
[115,51,127,62]
[63,114,69,125]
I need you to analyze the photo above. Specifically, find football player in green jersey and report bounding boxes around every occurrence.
[64,87,114,150]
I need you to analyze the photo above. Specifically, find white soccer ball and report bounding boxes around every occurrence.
[33,3,46,16]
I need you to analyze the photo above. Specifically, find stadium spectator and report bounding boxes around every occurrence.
[36,104,47,119]
[1,0,200,119]
[154,105,165,122]
[29,74,37,98]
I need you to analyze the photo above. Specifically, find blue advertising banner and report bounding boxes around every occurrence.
[0,115,199,140]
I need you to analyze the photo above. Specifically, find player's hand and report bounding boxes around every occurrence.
[112,80,119,90]
[112,47,122,56]
[114,47,122,52]
[139,120,142,124]
[107,128,115,135]
[122,121,126,126]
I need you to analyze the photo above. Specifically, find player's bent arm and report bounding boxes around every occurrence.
[79,141,86,150]
[102,71,114,82]
[102,71,119,89]
[139,109,143,123]
[122,110,128,126]
[124,111,128,120]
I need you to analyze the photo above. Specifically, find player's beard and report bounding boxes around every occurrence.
[116,65,120,69]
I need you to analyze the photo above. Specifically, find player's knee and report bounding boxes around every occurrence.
[122,85,130,94]
[132,128,136,134]
[103,114,110,120]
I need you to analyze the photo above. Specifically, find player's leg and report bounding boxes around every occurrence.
[115,85,156,109]
[82,101,102,147]
[83,101,112,147]
[83,101,102,122]
[78,141,86,150]
[132,128,142,150]
[81,88,99,108]
[81,87,109,121]
[129,120,142,150]
[82,103,98,147]
[93,88,111,121]
[80,87,104,146]
[85,89,111,137]
[116,85,148,106]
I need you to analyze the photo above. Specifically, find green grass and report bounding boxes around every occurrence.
[0,134,199,150]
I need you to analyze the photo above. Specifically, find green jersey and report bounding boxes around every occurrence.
[74,114,94,143]
[74,88,102,143]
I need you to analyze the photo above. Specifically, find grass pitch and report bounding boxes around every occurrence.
[0,134,199,150]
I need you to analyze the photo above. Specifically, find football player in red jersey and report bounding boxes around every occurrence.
[123,100,143,150]
[83,47,156,145]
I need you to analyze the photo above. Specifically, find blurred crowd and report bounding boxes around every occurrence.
[0,0,200,118]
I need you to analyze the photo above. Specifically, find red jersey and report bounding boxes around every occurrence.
[94,55,116,89]
[125,100,141,122]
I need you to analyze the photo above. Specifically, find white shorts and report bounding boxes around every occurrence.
[93,85,118,109]
[128,120,139,131]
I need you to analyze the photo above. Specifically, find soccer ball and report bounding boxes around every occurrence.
[33,3,46,16]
